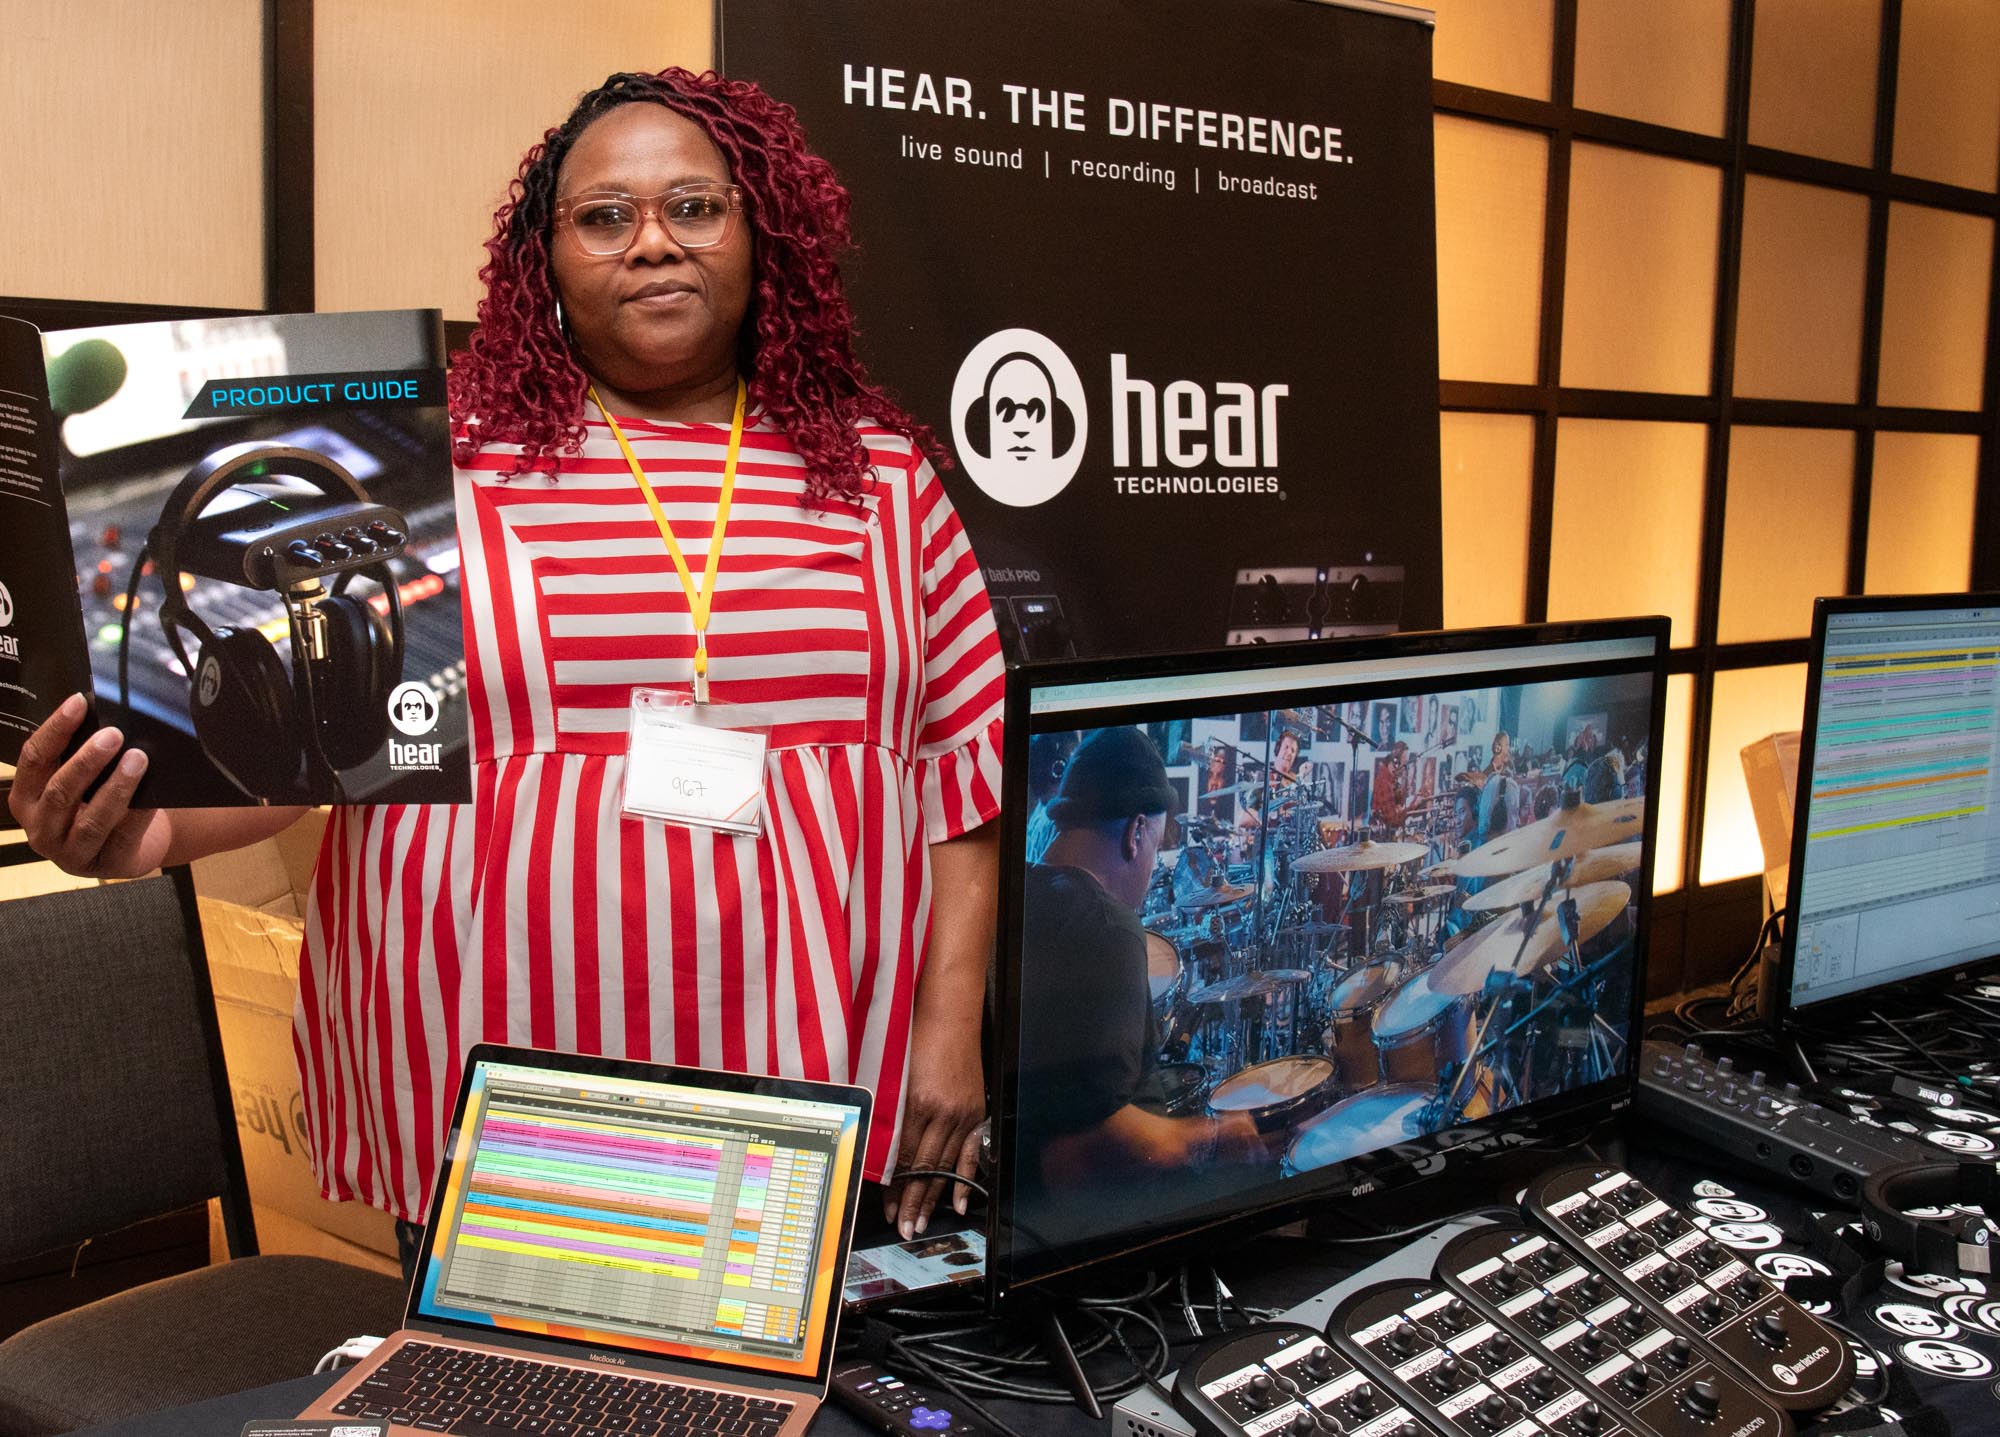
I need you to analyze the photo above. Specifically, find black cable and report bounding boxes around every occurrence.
[1808,1314,1890,1405]
[1081,1302,1176,1412]
[883,1336,1039,1437]
[116,542,150,726]
[888,1167,990,1200]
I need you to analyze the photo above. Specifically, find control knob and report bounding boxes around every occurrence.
[1680,1379,1723,1423]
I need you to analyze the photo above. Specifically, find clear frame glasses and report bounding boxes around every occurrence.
[555,184,744,256]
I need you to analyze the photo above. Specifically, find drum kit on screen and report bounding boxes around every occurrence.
[1144,758,1645,1181]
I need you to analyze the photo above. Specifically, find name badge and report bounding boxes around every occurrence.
[622,688,769,835]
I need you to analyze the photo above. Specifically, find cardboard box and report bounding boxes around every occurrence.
[1740,730,1801,911]
[193,811,399,1261]
[206,1201,400,1279]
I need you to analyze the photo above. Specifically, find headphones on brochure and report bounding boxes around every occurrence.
[136,442,407,800]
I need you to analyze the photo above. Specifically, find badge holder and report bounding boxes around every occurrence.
[621,687,772,836]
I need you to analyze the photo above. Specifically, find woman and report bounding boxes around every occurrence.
[8,69,1004,1245]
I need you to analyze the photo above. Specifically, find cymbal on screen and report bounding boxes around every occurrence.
[1451,798,1645,878]
[1190,972,1291,1004]
[1426,879,1631,994]
[1459,840,1645,912]
[1291,840,1429,873]
[1178,882,1255,908]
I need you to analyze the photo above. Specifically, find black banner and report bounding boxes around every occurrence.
[721,0,1443,660]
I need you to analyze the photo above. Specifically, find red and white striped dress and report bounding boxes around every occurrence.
[293,410,1006,1223]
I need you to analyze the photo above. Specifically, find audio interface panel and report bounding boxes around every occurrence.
[1433,1225,1790,1437]
[1173,1321,1447,1437]
[1522,1167,1851,1414]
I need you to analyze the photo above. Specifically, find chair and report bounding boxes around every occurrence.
[0,856,406,1437]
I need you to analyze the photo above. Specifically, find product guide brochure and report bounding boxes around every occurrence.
[0,308,469,805]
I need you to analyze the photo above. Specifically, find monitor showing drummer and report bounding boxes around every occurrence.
[1008,668,1655,1254]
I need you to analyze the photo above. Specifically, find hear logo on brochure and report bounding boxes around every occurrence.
[386,680,444,772]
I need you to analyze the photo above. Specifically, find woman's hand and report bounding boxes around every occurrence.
[6,694,170,877]
[7,693,311,874]
[886,823,999,1238]
[887,1009,986,1238]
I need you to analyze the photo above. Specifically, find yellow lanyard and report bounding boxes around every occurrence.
[590,379,747,704]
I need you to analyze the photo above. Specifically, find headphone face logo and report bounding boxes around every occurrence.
[197,654,223,707]
[387,680,439,736]
[0,579,13,628]
[951,328,1088,508]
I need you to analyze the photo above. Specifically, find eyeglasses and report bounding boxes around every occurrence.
[554,184,744,256]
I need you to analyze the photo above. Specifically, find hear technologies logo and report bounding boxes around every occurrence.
[951,329,1088,507]
[387,680,443,770]
[951,329,1290,505]
[0,579,16,660]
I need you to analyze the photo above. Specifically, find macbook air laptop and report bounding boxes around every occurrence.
[304,1044,872,1437]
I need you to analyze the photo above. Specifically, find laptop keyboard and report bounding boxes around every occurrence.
[330,1341,795,1437]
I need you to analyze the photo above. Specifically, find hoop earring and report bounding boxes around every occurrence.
[554,296,569,337]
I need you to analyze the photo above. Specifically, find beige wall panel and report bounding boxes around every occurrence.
[1701,665,1806,885]
[1438,411,1534,628]
[1653,673,1693,894]
[1435,117,1548,384]
[1877,203,1994,411]
[316,0,713,321]
[1573,0,1731,136]
[1549,419,1707,646]
[1561,145,1721,395]
[1865,431,1979,594]
[1716,427,1854,645]
[1733,178,1868,404]
[0,0,263,308]
[1749,0,1880,167]
[1894,0,2000,191]
[1431,0,1554,99]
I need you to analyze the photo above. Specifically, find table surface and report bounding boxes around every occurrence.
[71,1123,2000,1437]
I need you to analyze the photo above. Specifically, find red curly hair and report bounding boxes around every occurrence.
[449,68,942,501]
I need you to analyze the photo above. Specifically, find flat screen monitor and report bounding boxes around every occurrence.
[1777,593,2000,1018]
[989,619,1668,1297]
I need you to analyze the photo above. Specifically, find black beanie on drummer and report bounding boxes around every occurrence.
[1046,727,1176,829]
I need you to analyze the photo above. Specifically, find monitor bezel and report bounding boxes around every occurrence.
[1774,591,2000,1025]
[985,617,1669,1306]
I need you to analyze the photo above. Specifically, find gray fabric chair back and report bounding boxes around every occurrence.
[0,870,249,1263]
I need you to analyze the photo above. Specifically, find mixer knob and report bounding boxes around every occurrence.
[1680,1380,1723,1422]
[1663,1336,1694,1371]
[1618,1362,1654,1396]
[1753,1311,1789,1349]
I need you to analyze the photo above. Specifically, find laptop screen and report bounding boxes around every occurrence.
[411,1049,869,1382]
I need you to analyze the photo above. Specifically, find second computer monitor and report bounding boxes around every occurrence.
[1779,593,2000,1017]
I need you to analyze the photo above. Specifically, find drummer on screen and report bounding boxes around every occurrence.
[1017,729,1280,1198]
